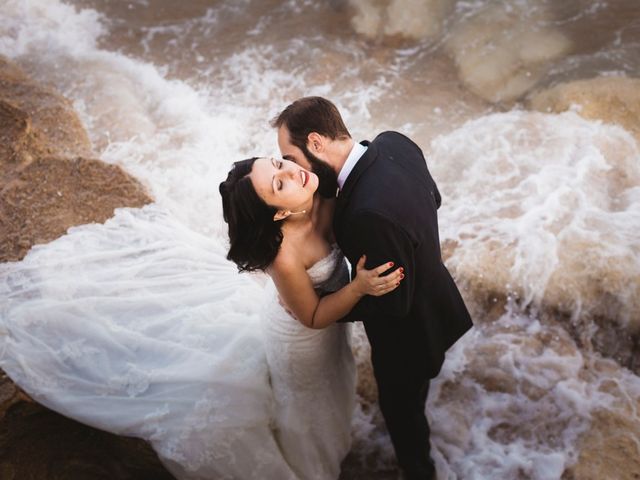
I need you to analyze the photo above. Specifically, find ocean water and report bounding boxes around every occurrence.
[1,0,639,478]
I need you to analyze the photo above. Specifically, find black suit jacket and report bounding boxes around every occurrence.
[335,131,472,377]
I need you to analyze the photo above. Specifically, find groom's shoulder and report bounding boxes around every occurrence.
[372,131,424,157]
[373,130,414,143]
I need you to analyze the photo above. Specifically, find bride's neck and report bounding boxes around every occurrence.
[281,195,321,236]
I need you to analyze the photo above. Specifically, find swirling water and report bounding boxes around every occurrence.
[1,0,639,478]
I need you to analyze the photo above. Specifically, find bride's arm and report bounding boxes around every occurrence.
[270,254,403,329]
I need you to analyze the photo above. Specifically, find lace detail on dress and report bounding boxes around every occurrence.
[262,244,356,480]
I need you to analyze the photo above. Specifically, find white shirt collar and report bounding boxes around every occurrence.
[337,142,367,190]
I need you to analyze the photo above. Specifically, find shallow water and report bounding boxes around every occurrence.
[1,0,639,478]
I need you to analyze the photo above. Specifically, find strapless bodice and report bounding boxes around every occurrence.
[306,244,350,296]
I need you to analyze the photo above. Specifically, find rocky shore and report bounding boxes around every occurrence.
[0,56,168,479]
[0,56,151,263]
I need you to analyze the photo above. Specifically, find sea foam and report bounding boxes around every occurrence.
[431,110,640,328]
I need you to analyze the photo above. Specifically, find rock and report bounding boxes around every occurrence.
[1,372,174,480]
[0,155,151,262]
[528,76,640,143]
[0,56,92,160]
[348,0,453,42]
[563,363,640,480]
[445,4,572,103]
[0,56,166,479]
[0,56,152,263]
[565,410,640,480]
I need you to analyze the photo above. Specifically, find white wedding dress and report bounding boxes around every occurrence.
[0,204,356,480]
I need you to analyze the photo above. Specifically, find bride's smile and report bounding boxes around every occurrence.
[249,157,319,219]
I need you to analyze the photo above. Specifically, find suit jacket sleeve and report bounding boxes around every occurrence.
[338,210,415,322]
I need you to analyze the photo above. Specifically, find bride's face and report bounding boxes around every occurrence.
[250,157,319,213]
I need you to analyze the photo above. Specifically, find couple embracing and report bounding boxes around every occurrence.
[220,96,473,480]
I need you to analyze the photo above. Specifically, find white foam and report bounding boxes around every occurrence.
[431,110,640,326]
[0,0,104,57]
[430,309,640,479]
[0,0,389,242]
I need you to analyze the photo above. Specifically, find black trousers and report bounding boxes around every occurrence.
[363,316,435,479]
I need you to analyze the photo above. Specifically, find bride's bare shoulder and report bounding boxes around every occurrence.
[270,243,304,276]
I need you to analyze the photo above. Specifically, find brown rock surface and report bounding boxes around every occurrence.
[445,3,572,103]
[0,373,174,480]
[528,76,640,142]
[1,155,152,261]
[0,57,167,478]
[0,56,92,162]
[0,56,152,262]
[563,377,640,480]
[564,410,640,480]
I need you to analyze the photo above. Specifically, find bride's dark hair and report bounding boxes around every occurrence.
[219,157,283,272]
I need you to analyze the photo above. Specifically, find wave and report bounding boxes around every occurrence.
[432,110,640,330]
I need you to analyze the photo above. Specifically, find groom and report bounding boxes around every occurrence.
[272,97,472,480]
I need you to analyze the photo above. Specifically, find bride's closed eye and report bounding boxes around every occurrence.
[271,158,284,191]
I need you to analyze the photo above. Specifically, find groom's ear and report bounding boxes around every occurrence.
[273,210,290,221]
[307,132,325,154]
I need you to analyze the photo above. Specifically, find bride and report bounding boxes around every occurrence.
[0,156,401,480]
[218,156,402,479]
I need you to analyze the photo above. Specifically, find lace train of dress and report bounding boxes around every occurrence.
[0,204,355,480]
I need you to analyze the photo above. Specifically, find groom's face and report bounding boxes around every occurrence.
[277,126,338,198]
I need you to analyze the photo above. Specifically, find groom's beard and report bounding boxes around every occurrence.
[302,147,339,198]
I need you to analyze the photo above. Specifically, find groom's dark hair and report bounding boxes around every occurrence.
[271,97,349,198]
[270,96,351,151]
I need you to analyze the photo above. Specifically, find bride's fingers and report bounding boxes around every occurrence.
[380,267,403,285]
[360,262,404,296]
[376,270,403,290]
[372,261,395,275]
[374,280,401,296]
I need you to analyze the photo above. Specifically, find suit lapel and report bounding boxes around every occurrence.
[334,140,378,236]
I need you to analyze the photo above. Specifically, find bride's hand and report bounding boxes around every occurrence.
[354,255,404,297]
